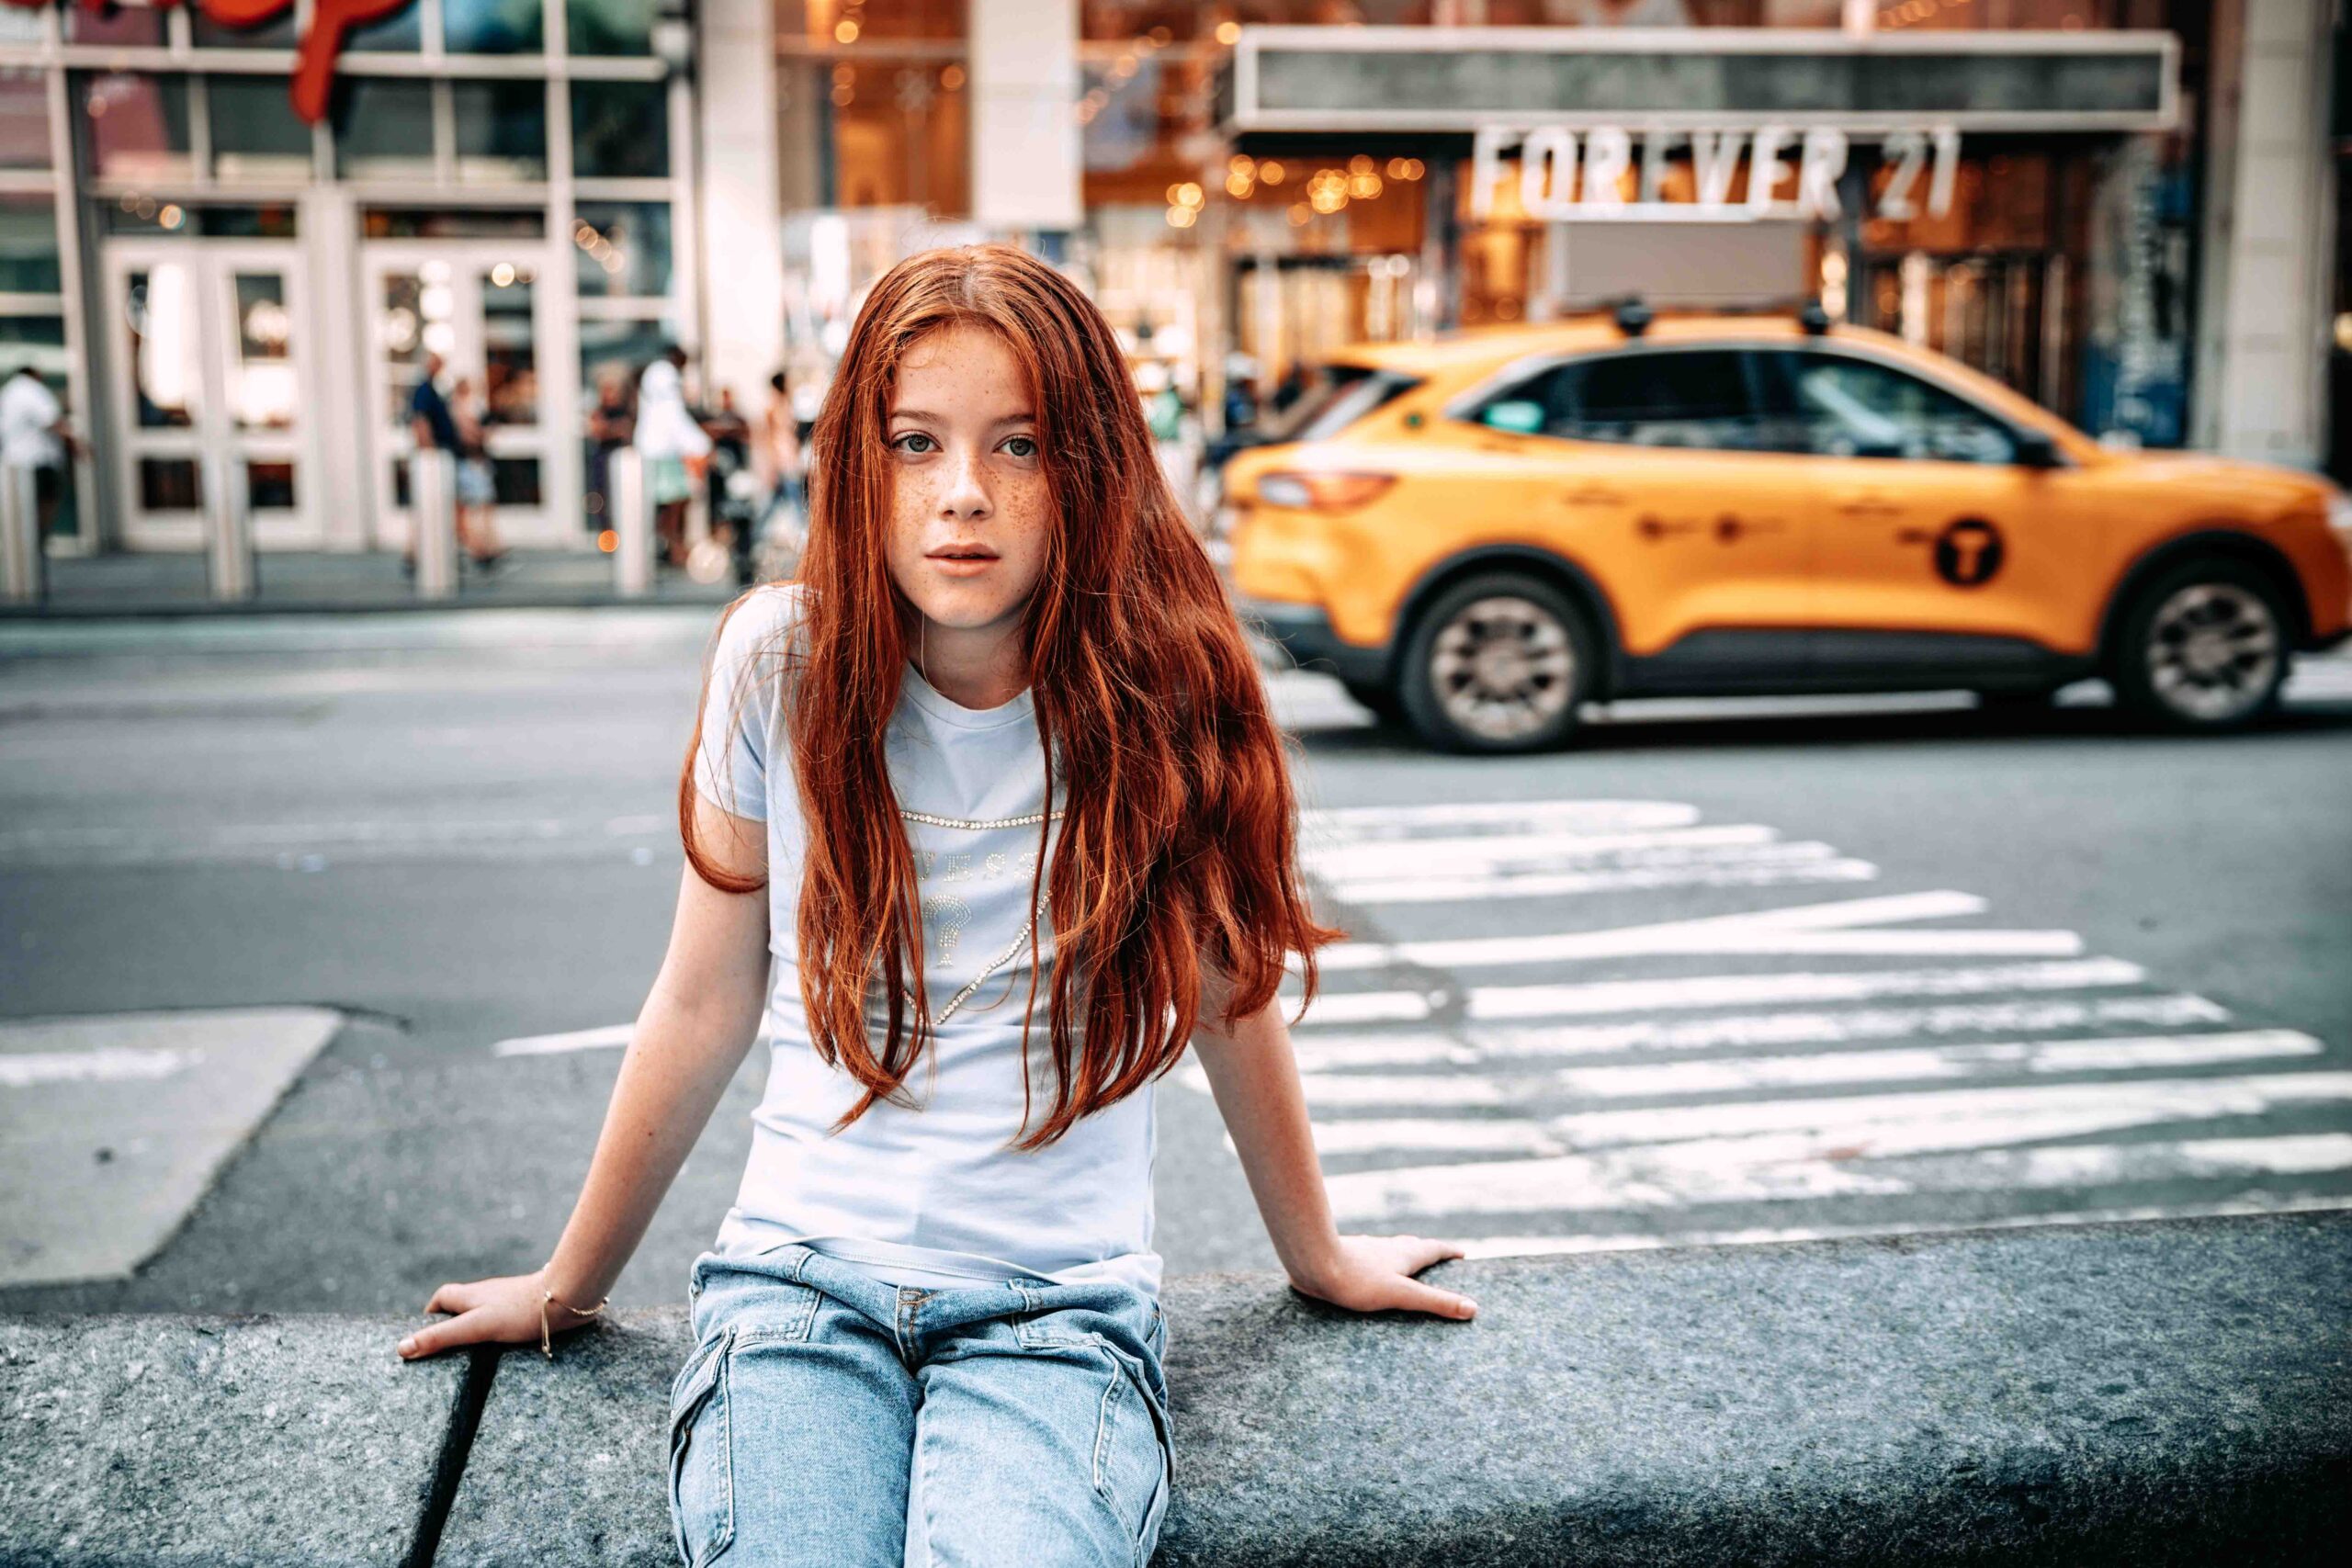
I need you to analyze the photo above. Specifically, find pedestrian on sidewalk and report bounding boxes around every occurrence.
[394,243,1477,1567]
[0,362,75,537]
[449,375,508,570]
[632,345,711,569]
[404,352,506,574]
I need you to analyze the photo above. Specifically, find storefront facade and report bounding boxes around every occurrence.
[6,1,2338,562]
[2,0,699,557]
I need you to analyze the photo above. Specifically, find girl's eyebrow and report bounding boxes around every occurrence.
[887,408,1037,427]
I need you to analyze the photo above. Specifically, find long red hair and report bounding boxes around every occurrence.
[681,243,1344,1150]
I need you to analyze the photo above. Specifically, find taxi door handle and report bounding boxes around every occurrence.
[1835,491,1902,519]
[1563,483,1626,506]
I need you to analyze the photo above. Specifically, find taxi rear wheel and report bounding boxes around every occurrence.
[1398,573,1597,753]
[1340,679,1403,723]
[2111,558,2290,730]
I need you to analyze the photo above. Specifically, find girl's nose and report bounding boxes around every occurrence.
[939,448,991,520]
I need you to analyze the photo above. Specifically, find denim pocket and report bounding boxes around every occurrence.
[1090,1341,1175,1566]
[667,1325,737,1567]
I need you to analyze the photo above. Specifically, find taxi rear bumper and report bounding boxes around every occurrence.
[1233,595,1391,687]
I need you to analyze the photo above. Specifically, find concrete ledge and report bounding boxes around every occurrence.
[435,1306,693,1568]
[5,1214,2347,1565]
[0,1313,481,1568]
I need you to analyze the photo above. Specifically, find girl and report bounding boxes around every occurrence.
[394,244,1478,1566]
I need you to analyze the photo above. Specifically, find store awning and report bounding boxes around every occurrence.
[1214,26,2178,141]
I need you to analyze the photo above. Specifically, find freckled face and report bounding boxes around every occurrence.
[882,323,1052,640]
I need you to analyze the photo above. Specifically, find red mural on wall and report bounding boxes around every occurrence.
[12,0,416,123]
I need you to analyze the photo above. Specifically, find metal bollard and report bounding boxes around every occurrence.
[0,461,41,605]
[409,449,459,601]
[608,447,652,599]
[204,453,256,603]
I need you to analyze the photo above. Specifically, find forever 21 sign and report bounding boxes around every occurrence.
[1470,124,1962,225]
[10,0,417,123]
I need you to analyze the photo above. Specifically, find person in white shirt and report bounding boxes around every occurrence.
[631,345,712,568]
[0,365,73,539]
[398,244,1479,1566]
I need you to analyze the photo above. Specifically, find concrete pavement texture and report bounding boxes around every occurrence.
[0,1008,344,1287]
[0,1312,477,1568]
[6,1213,2346,1566]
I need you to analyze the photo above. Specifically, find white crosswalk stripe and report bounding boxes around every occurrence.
[1179,791,2352,1255]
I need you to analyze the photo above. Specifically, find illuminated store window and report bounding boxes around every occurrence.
[78,73,196,183]
[209,78,315,182]
[778,59,968,217]
[571,0,658,57]
[571,81,670,179]
[349,6,424,52]
[0,67,46,171]
[0,196,61,295]
[193,9,300,49]
[786,0,966,45]
[447,0,548,54]
[334,80,436,180]
[455,81,551,182]
[574,201,673,297]
[65,5,165,46]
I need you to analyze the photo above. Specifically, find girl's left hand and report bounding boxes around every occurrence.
[1290,1234,1479,1320]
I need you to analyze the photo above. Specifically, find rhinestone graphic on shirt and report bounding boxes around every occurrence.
[899,807,1064,1027]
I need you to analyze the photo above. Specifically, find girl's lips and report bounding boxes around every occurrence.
[929,556,995,576]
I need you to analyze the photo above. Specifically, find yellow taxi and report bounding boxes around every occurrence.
[1221,305,2352,752]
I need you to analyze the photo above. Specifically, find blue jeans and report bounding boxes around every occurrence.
[669,1246,1173,1567]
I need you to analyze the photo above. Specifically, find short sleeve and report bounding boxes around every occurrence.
[692,585,798,821]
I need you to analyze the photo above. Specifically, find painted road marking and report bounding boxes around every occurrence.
[1185,1033,2326,1122]
[492,1023,637,1056]
[1450,1194,2352,1259]
[0,1045,205,1089]
[1320,846,1879,907]
[1284,956,2152,1028]
[0,1008,344,1288]
[1308,891,2083,972]
[1324,1131,2352,1224]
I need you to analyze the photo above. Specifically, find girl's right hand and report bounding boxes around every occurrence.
[394,1272,600,1360]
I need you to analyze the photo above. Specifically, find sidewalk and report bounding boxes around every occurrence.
[3,547,741,620]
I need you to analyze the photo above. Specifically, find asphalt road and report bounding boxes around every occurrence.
[2,609,2347,1317]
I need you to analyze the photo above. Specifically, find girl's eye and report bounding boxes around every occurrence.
[1003,435,1038,459]
[891,433,937,455]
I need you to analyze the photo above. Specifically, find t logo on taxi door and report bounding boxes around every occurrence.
[1933,519,2004,588]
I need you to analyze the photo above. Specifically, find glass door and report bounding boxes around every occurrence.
[102,243,318,551]
[363,246,560,549]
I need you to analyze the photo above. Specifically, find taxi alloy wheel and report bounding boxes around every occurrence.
[2115,559,2289,730]
[1400,572,1595,753]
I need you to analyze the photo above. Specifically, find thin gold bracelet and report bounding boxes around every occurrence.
[538,1268,610,1360]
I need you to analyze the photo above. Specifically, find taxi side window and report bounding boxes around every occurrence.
[1752,352,2018,465]
[1476,350,1773,452]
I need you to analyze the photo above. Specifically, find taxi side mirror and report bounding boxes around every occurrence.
[2012,429,2064,468]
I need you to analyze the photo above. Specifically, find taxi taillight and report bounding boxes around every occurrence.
[1255,470,1397,513]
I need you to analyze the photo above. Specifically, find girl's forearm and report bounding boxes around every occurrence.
[1188,989,1346,1292]
[543,982,763,1302]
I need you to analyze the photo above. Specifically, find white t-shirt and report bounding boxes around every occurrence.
[0,375,63,468]
[693,582,1162,1300]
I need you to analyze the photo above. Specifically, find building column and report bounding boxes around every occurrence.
[2194,0,2335,465]
[695,0,786,404]
[970,0,1080,235]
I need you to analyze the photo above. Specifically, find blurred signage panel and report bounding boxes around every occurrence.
[4,0,416,121]
[1217,26,2178,138]
[1467,125,1961,225]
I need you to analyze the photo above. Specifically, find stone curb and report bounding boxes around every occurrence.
[0,1313,484,1568]
[5,1213,2347,1565]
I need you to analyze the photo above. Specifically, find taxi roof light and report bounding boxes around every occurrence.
[1257,470,1397,512]
[1612,296,1653,338]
